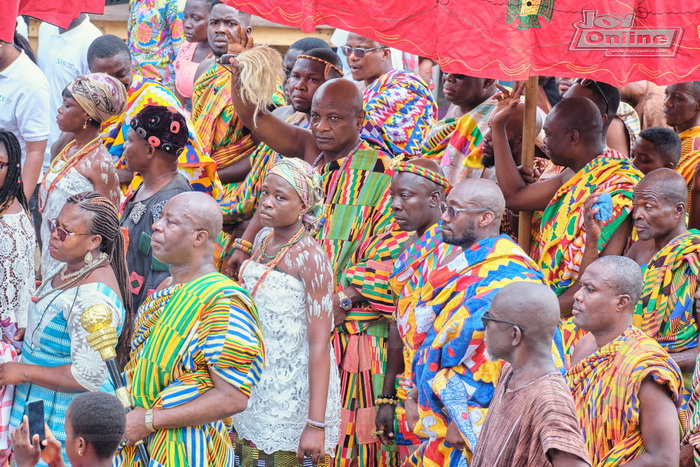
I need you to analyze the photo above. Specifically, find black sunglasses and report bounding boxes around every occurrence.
[576,78,610,116]
[481,310,526,333]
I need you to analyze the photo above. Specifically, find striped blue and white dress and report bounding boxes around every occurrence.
[10,280,124,466]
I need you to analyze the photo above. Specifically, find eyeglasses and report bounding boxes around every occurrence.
[575,78,610,116]
[481,310,526,333]
[47,218,92,242]
[340,45,388,59]
[440,202,492,220]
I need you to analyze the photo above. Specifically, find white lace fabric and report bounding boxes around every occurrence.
[0,212,35,328]
[232,230,341,455]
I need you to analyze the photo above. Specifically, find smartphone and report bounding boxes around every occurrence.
[26,400,45,449]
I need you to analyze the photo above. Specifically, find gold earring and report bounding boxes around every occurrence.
[82,118,90,129]
[84,251,93,263]
[78,450,84,456]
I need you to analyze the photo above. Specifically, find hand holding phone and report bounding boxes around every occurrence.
[26,400,45,450]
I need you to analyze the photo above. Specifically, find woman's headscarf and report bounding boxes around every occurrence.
[268,158,324,229]
[67,73,127,124]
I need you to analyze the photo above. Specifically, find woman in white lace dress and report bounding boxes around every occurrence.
[4,192,134,467]
[0,131,34,345]
[39,73,126,277]
[232,158,341,466]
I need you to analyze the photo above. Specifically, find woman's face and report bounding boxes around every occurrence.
[56,95,89,133]
[258,174,305,229]
[47,204,100,264]
[0,143,8,190]
[183,0,211,43]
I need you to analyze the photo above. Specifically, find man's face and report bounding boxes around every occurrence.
[631,137,670,175]
[208,4,247,58]
[287,58,328,114]
[440,190,482,248]
[442,74,486,110]
[284,48,302,79]
[541,112,571,166]
[123,128,151,172]
[309,97,362,154]
[571,262,617,333]
[632,183,681,242]
[344,34,388,82]
[151,197,193,265]
[664,83,700,128]
[89,54,132,89]
[390,173,438,232]
[483,302,515,362]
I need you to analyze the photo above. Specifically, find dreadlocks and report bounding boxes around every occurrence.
[0,129,29,214]
[65,191,134,369]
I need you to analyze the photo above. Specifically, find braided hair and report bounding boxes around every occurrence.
[0,129,29,214]
[65,191,134,369]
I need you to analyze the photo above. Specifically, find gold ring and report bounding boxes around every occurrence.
[370,428,384,438]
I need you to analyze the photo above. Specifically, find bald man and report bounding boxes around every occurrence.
[491,88,642,318]
[115,192,265,467]
[343,33,436,157]
[567,256,681,466]
[406,178,558,467]
[368,159,452,454]
[472,282,590,467]
[231,75,407,465]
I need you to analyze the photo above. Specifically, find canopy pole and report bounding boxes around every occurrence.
[517,76,539,252]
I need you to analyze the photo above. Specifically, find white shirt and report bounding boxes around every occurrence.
[37,17,102,171]
[0,49,50,165]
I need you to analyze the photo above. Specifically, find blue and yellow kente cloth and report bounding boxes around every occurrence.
[363,69,436,157]
[100,75,222,199]
[114,273,264,467]
[408,235,563,467]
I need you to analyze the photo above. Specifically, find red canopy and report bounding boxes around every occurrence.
[1,0,104,43]
[223,0,700,86]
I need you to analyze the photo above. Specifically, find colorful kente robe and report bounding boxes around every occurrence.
[114,273,265,467]
[537,150,641,295]
[566,327,682,466]
[100,75,221,199]
[220,112,308,225]
[363,69,436,157]
[677,127,700,189]
[312,142,399,466]
[408,235,552,467]
[388,222,454,447]
[633,230,700,417]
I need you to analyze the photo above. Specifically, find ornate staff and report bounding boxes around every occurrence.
[81,304,150,464]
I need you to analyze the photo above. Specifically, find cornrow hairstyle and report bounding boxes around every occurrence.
[0,129,29,214]
[67,392,126,459]
[289,37,331,53]
[65,191,134,369]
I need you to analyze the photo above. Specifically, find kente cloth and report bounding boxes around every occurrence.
[537,149,642,295]
[311,142,399,466]
[114,273,265,467]
[220,113,308,223]
[191,64,258,172]
[408,235,554,467]
[100,74,222,198]
[633,230,700,414]
[677,126,700,187]
[67,73,127,124]
[363,69,437,157]
[420,95,499,183]
[233,435,331,467]
[127,0,185,91]
[470,365,591,467]
[566,326,682,466]
[388,222,454,446]
[683,353,700,455]
[119,174,192,311]
[617,102,640,155]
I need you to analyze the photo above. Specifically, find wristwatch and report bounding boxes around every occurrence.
[338,290,353,311]
[145,408,156,433]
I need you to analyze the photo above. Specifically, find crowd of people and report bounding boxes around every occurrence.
[4,0,700,466]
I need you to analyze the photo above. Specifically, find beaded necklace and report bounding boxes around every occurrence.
[32,253,109,303]
[241,225,306,295]
[39,136,102,213]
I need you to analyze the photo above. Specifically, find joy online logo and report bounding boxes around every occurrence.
[570,10,683,57]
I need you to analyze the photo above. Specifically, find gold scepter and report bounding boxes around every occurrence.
[81,304,150,463]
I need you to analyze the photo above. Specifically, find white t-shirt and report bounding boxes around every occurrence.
[0,50,50,165]
[37,17,102,172]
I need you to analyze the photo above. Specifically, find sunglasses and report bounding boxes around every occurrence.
[340,45,388,59]
[575,78,610,116]
[47,218,92,242]
[481,310,526,333]
[440,202,492,220]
